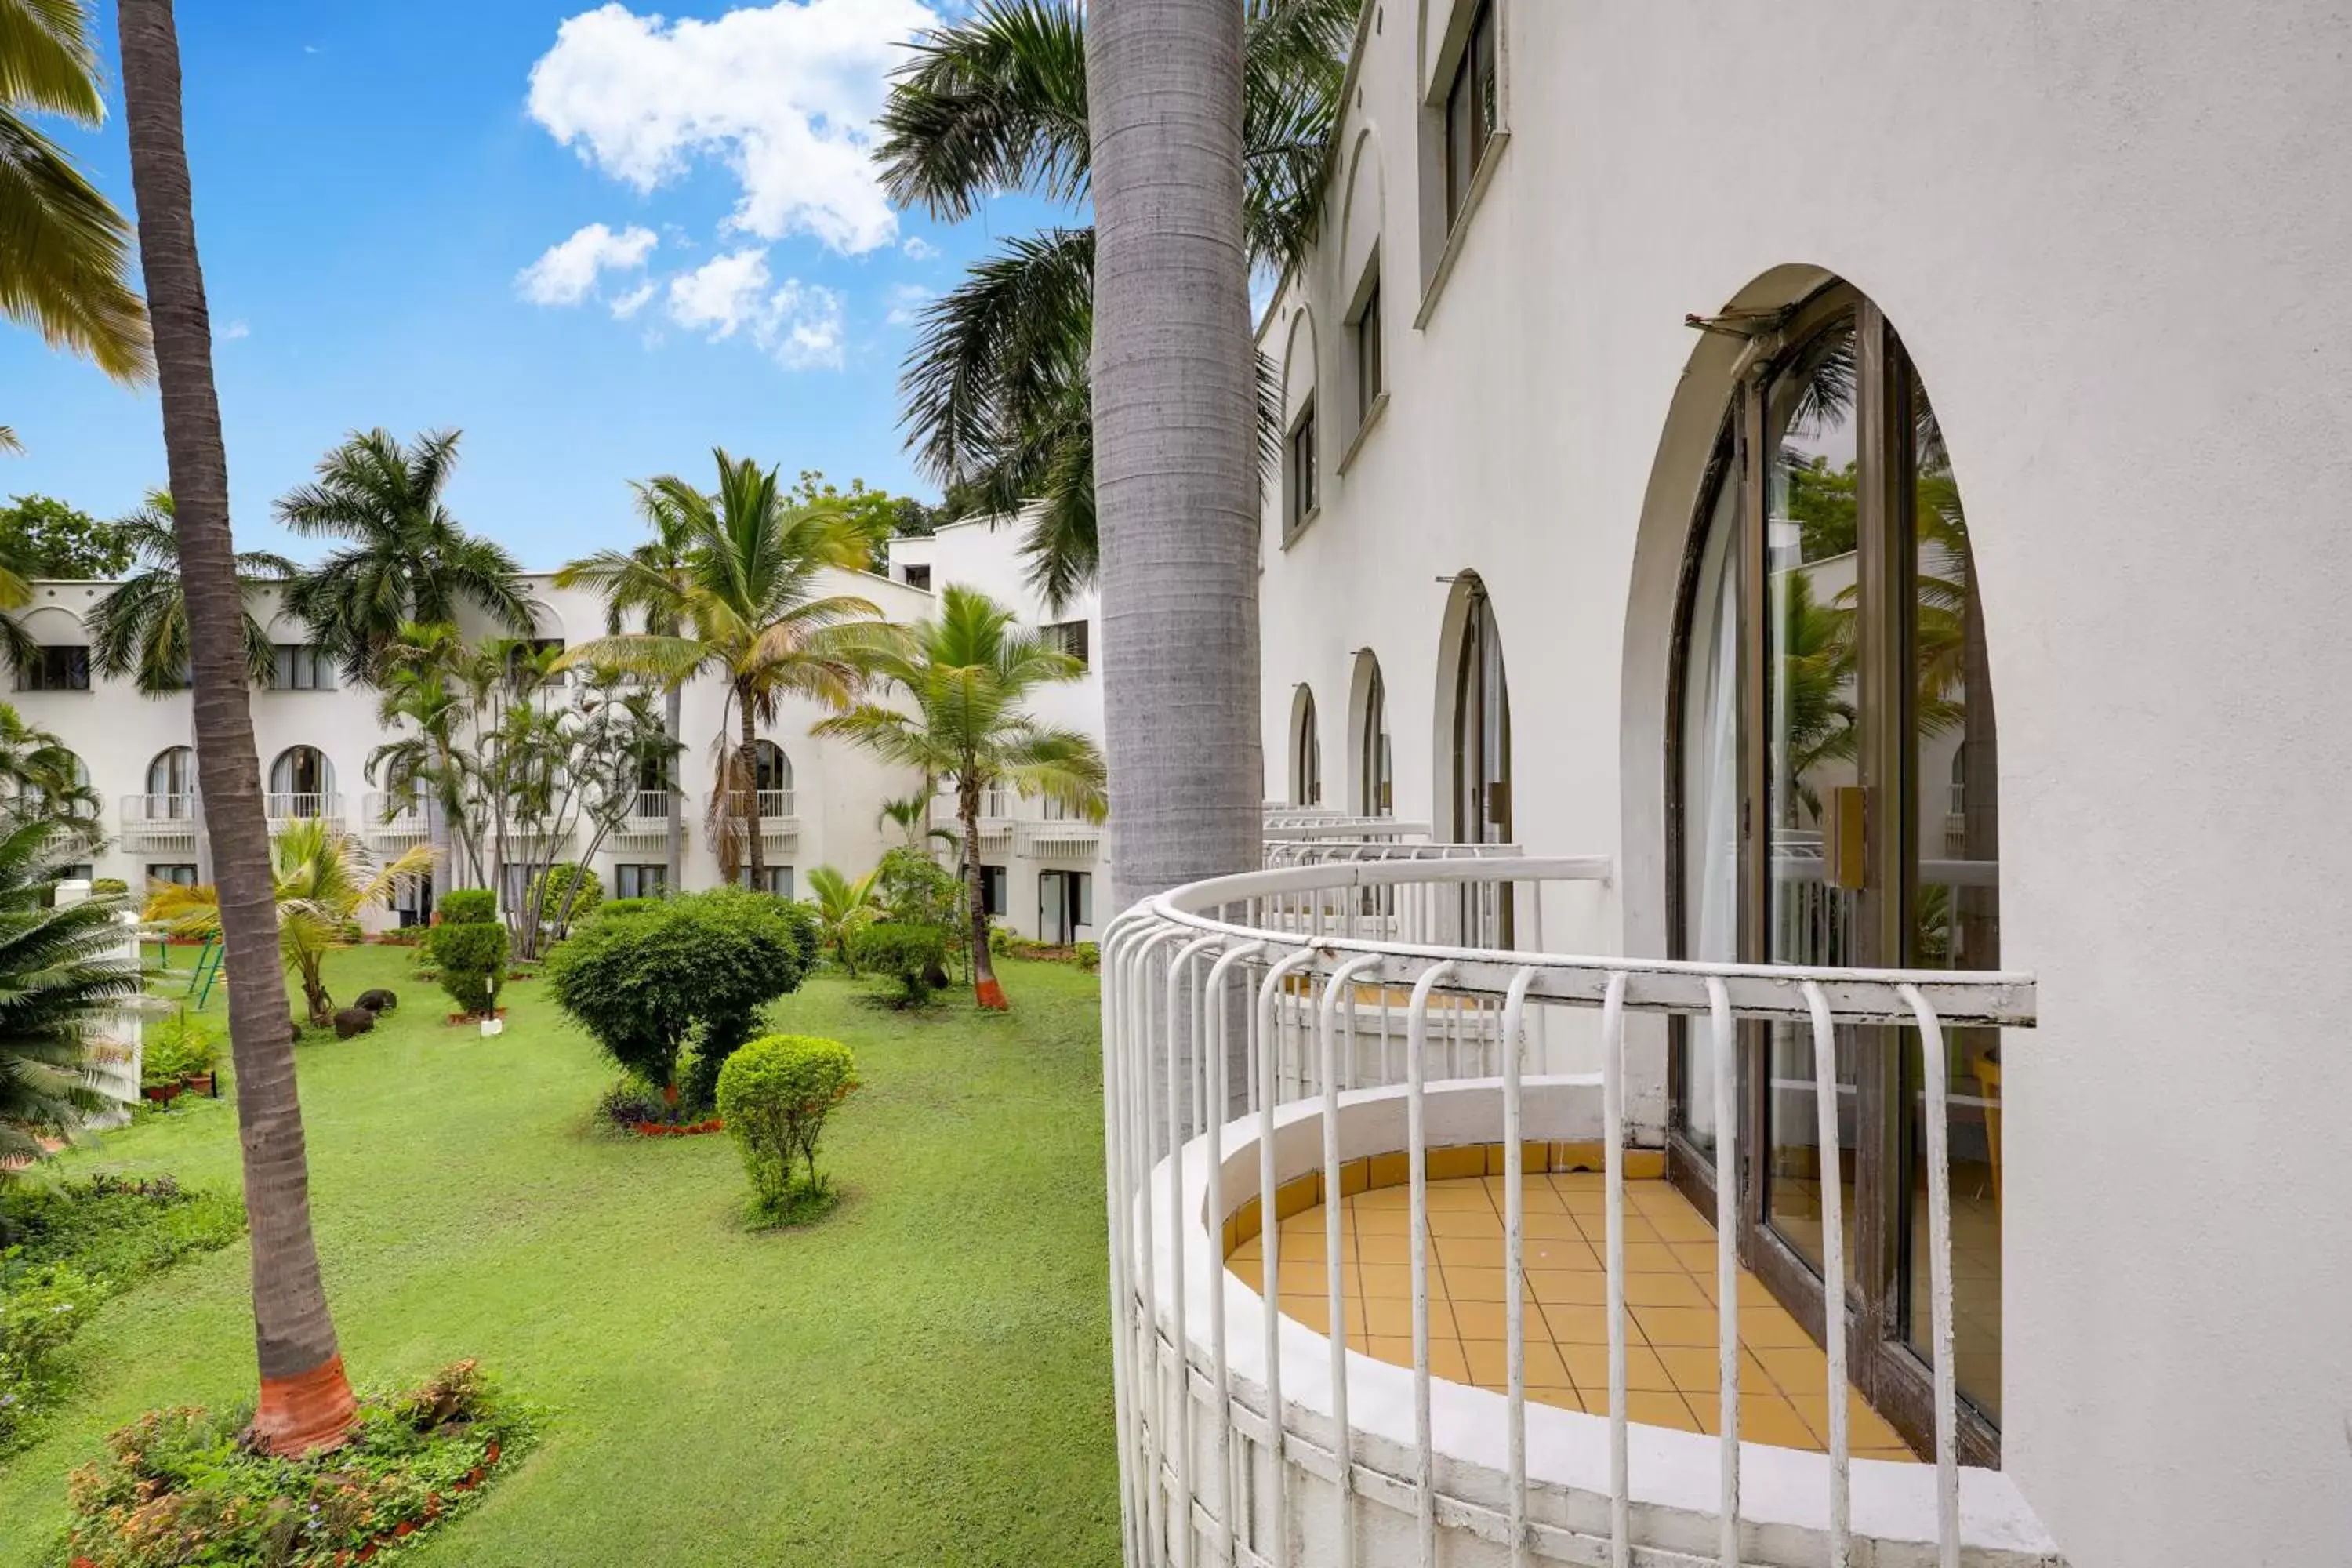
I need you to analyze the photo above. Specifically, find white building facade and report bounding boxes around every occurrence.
[1101,4,2351,1567]
[8,567,938,920]
[887,516,1109,946]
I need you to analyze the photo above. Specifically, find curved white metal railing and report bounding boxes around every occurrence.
[1102,856,2043,1568]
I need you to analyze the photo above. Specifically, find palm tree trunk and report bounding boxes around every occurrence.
[664,684,684,891]
[117,0,356,1456]
[963,775,1004,1009]
[1087,0,1261,1122]
[738,684,764,887]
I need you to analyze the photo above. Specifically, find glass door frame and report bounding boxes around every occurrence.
[1663,286,1999,1466]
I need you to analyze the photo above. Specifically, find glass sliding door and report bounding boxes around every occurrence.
[1668,281,2005,1461]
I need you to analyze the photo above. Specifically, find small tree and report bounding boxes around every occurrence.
[529,862,602,940]
[717,1034,858,1221]
[804,863,879,973]
[425,891,506,1020]
[847,922,951,1007]
[546,891,815,1108]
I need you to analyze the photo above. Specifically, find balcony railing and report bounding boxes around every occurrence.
[264,793,340,824]
[612,789,674,844]
[716,789,799,844]
[1101,856,2049,1568]
[119,793,198,849]
[1018,795,1104,858]
[361,793,432,843]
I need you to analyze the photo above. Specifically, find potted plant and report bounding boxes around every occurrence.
[148,1009,221,1097]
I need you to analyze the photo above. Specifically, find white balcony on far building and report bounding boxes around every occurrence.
[361,792,432,847]
[264,793,342,828]
[119,793,198,851]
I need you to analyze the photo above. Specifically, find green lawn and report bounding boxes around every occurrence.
[0,943,1119,1566]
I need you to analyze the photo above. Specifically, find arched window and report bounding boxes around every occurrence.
[25,750,93,819]
[1669,279,2003,1450]
[1449,576,1510,844]
[752,741,793,806]
[147,746,195,810]
[1289,686,1322,806]
[268,746,334,815]
[1356,654,1392,818]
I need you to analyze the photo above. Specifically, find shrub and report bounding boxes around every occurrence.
[1076,940,1100,973]
[89,877,127,897]
[717,1034,858,1219]
[987,922,1012,957]
[547,890,816,1107]
[55,1361,532,1567]
[426,920,510,1018]
[0,1258,96,1452]
[437,887,499,926]
[531,861,603,935]
[593,896,662,922]
[848,921,949,1007]
[140,1011,218,1086]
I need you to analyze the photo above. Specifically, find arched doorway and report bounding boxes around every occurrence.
[1288,685,1322,807]
[268,746,334,815]
[751,740,793,809]
[1668,279,2004,1457]
[1447,575,1510,845]
[147,747,196,817]
[1352,652,1392,818]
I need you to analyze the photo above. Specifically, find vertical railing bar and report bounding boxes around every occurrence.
[1256,949,1316,1568]
[1802,982,1851,1568]
[1102,924,1143,1566]
[1406,960,1456,1568]
[1530,882,1551,1070]
[1501,967,1538,1568]
[1900,983,1962,1568]
[1320,953,1382,1568]
[1707,977,1740,1568]
[1135,937,1167,1559]
[1207,941,1264,1567]
[1169,938,1221,1568]
[1600,971,1632,1568]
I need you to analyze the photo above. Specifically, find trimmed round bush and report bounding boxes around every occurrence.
[426,921,509,1018]
[437,887,498,926]
[717,1034,858,1211]
[530,862,602,933]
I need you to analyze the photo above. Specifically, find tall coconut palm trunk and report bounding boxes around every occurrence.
[665,684,684,890]
[1087,0,1262,1123]
[117,0,355,1456]
[736,684,765,887]
[961,775,1004,1008]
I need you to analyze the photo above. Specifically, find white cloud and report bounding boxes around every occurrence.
[526,0,938,257]
[517,222,659,307]
[884,283,935,326]
[609,281,658,319]
[216,320,251,342]
[901,235,938,261]
[666,249,845,369]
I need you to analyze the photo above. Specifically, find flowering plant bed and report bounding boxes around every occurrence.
[628,1116,724,1138]
[445,1009,507,1026]
[54,1360,532,1568]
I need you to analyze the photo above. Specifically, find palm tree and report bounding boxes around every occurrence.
[365,621,490,888]
[1080,0,1266,931]
[815,585,1103,1008]
[0,701,96,822]
[877,0,1353,605]
[278,428,536,683]
[804,863,880,975]
[85,489,296,694]
[0,814,138,1171]
[0,0,151,390]
[561,449,887,889]
[554,479,695,889]
[146,818,433,1028]
[116,0,356,1455]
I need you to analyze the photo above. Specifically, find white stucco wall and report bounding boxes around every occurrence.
[1250,3,2352,1563]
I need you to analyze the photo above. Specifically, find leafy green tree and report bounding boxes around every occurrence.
[804,863,880,973]
[789,471,931,575]
[0,815,137,1171]
[85,490,294,694]
[877,0,1353,605]
[816,585,1103,1008]
[0,0,151,412]
[278,429,536,682]
[0,495,133,578]
[561,449,889,889]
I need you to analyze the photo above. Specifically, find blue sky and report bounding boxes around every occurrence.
[3,0,1054,568]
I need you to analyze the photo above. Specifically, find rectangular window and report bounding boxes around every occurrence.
[396,873,435,927]
[146,863,199,887]
[1355,281,1383,421]
[615,864,668,900]
[20,645,90,692]
[1443,0,1499,228]
[1073,870,1093,928]
[736,866,793,898]
[272,645,336,691]
[902,564,931,591]
[1287,399,1319,533]
[979,863,1008,917]
[1040,619,1090,669]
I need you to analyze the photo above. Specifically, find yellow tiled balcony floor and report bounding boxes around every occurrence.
[1226,1171,1916,1461]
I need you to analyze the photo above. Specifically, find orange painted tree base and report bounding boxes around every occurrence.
[975,978,1009,1011]
[251,1355,359,1455]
